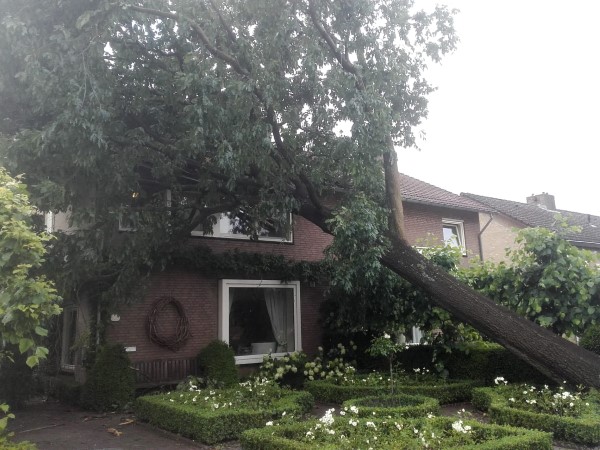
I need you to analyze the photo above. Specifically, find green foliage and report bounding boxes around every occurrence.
[473,386,600,445]
[460,225,600,336]
[367,333,407,394]
[240,416,553,450]
[323,244,480,355]
[258,344,357,388]
[305,377,479,405]
[81,344,135,412]
[0,0,457,316]
[342,393,440,419]
[438,342,550,385]
[0,168,61,367]
[196,340,238,388]
[580,324,600,355]
[135,381,313,445]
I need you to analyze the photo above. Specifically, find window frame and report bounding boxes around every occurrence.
[442,218,467,256]
[60,306,78,372]
[218,279,302,365]
[191,213,293,243]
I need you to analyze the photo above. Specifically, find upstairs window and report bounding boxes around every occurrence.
[442,219,466,255]
[191,212,292,242]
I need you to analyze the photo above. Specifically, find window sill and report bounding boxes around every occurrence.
[234,352,299,365]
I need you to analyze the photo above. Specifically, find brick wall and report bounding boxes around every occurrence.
[106,269,325,365]
[403,202,482,265]
[478,212,523,263]
[105,205,481,375]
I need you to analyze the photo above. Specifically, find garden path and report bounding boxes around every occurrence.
[8,399,595,449]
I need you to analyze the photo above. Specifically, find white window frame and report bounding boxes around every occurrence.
[218,279,302,365]
[192,213,293,242]
[442,218,467,256]
[44,212,55,233]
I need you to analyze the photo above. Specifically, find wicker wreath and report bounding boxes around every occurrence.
[147,297,190,351]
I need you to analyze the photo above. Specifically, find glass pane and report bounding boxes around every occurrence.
[443,225,460,247]
[229,287,295,356]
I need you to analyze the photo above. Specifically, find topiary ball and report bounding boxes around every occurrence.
[197,340,239,388]
[580,324,600,355]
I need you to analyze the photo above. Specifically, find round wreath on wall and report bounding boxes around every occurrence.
[147,296,190,351]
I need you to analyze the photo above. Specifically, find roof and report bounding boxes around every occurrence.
[462,193,600,246]
[399,173,489,212]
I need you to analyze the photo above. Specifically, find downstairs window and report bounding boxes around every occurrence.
[218,280,301,364]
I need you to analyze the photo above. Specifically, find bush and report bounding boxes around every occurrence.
[580,324,600,355]
[0,348,34,409]
[39,375,82,406]
[197,340,238,388]
[305,377,479,405]
[342,393,439,418]
[240,416,552,449]
[135,381,313,444]
[80,344,135,411]
[473,386,600,445]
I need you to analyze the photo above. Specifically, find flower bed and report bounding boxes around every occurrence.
[305,373,480,405]
[472,385,600,445]
[135,380,313,444]
[240,414,552,449]
[342,393,440,418]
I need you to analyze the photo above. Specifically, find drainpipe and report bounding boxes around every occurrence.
[478,213,494,261]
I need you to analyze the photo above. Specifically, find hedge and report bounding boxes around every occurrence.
[305,378,480,405]
[472,387,600,445]
[396,343,549,384]
[342,393,439,418]
[240,417,552,450]
[135,389,313,444]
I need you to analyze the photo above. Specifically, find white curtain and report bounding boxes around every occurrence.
[264,288,293,352]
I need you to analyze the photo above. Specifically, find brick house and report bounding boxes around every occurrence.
[462,192,600,263]
[57,174,486,384]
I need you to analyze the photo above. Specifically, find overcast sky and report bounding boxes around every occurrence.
[401,1,600,215]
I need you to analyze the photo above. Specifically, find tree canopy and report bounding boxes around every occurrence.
[2,0,600,386]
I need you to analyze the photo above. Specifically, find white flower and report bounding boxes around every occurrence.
[266,421,273,426]
[349,419,358,426]
[427,413,435,419]
[349,405,359,414]
[494,376,506,385]
[509,398,515,402]
[383,333,391,339]
[366,421,376,429]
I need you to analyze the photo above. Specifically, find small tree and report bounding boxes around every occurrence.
[460,223,600,337]
[0,167,61,442]
[367,333,406,395]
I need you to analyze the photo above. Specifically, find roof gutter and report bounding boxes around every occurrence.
[565,239,600,249]
[478,212,494,261]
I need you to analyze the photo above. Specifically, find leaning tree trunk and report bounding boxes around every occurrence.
[379,152,600,387]
[380,238,600,387]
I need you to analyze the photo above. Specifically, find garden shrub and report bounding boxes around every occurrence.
[40,375,83,406]
[197,340,238,388]
[305,377,479,405]
[80,344,135,411]
[135,380,313,444]
[240,416,552,449]
[342,393,440,418]
[472,386,600,445]
[580,324,600,355]
[0,348,34,410]
[442,342,549,384]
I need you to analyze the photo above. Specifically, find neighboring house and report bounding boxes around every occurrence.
[57,173,487,384]
[399,174,488,263]
[462,192,600,263]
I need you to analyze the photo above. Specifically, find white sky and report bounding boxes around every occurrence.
[401,1,600,215]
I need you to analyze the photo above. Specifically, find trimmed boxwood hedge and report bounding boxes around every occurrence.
[472,387,600,445]
[135,388,313,444]
[240,417,553,449]
[305,378,480,405]
[342,393,439,418]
